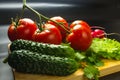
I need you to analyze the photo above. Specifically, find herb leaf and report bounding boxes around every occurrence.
[84,65,99,80]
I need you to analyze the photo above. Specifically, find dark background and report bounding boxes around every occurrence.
[0,0,120,80]
[0,0,120,40]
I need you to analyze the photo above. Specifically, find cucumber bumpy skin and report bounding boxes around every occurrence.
[10,39,75,59]
[8,50,79,76]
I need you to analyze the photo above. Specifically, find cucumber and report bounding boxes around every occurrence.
[8,50,78,76]
[10,39,75,59]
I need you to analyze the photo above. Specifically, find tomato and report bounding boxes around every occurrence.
[47,16,69,41]
[66,23,92,51]
[70,20,91,31]
[8,18,37,41]
[32,24,62,44]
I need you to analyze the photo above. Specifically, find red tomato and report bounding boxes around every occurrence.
[32,24,62,44]
[47,16,69,41]
[70,20,91,31]
[66,24,92,51]
[8,18,37,41]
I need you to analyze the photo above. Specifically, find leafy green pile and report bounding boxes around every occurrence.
[87,38,120,60]
[80,38,120,80]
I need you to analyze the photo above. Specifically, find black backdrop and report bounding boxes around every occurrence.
[0,0,120,40]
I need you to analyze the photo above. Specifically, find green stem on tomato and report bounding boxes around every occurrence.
[22,0,70,33]
[20,2,25,19]
[12,16,20,29]
[23,0,43,31]
[49,19,70,33]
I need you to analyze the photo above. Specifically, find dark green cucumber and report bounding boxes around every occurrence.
[10,39,75,59]
[8,50,78,76]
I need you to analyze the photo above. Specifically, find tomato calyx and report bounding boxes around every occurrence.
[11,17,21,30]
[32,23,62,44]
[8,18,38,41]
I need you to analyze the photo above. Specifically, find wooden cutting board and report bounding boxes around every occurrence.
[13,59,120,80]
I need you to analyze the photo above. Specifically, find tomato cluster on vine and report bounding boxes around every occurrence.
[7,0,107,51]
[8,16,94,51]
